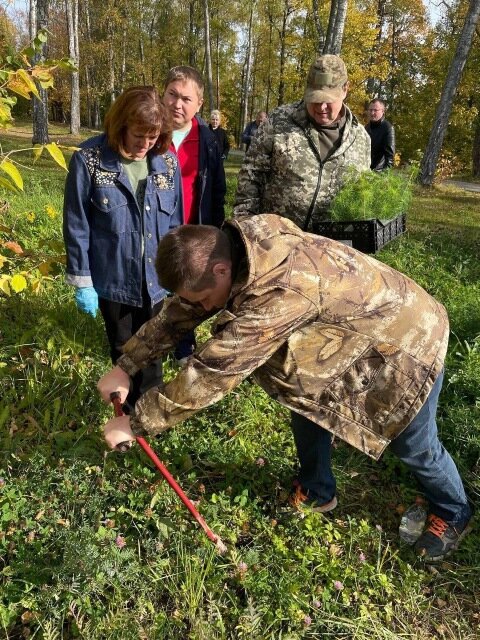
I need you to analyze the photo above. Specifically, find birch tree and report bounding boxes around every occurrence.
[30,0,50,145]
[419,0,480,185]
[65,0,80,134]
[324,0,348,54]
[204,0,215,112]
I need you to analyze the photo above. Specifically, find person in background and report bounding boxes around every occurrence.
[63,86,183,411]
[162,65,226,363]
[241,110,268,152]
[209,110,230,161]
[365,99,395,171]
[98,214,472,563]
[234,55,370,231]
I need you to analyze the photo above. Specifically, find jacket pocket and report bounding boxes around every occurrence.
[90,189,128,233]
[156,189,176,216]
[321,346,417,426]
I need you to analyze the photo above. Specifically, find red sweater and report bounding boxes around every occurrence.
[170,117,200,224]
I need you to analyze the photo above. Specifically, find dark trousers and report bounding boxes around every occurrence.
[174,330,196,361]
[99,296,163,409]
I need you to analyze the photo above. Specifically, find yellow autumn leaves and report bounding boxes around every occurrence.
[0,207,62,296]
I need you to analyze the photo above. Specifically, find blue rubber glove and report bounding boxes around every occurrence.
[75,287,98,317]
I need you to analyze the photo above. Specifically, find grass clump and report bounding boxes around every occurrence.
[330,168,416,221]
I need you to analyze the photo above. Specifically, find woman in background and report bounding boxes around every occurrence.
[209,109,230,161]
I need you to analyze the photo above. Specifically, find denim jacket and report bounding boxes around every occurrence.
[63,134,183,307]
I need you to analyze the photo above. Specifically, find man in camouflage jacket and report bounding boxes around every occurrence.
[234,55,371,230]
[98,214,472,560]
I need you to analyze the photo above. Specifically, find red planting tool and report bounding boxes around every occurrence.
[110,391,227,554]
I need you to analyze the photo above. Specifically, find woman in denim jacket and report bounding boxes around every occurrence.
[63,86,183,410]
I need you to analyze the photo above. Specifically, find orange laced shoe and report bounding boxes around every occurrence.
[414,513,471,561]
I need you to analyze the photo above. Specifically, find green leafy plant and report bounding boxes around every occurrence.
[330,168,417,221]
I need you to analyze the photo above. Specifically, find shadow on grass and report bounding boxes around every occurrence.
[1,291,110,463]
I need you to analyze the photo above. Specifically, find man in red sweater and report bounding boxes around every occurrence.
[163,66,226,360]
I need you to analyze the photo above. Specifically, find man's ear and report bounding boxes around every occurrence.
[212,261,231,278]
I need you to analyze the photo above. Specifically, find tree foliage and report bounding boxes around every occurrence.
[0,29,75,296]
[4,0,480,172]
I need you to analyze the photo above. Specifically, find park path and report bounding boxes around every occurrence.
[443,179,480,193]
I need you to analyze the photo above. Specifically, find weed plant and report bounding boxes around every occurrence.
[0,130,479,638]
[330,167,416,222]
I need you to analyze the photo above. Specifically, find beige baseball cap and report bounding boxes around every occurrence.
[304,54,348,104]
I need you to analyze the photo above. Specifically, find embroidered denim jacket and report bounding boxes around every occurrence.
[63,134,183,306]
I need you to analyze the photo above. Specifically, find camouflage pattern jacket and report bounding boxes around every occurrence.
[118,214,449,460]
[233,101,371,229]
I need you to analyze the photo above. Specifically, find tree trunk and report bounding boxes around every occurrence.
[312,0,326,54]
[324,0,348,54]
[189,1,196,67]
[108,22,116,104]
[330,0,348,54]
[323,0,338,53]
[366,0,387,96]
[139,37,146,85]
[277,0,290,105]
[419,0,480,185]
[66,0,80,134]
[240,2,254,146]
[30,0,50,145]
[473,113,480,177]
[203,0,215,111]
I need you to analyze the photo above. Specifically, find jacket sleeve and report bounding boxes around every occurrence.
[128,286,315,436]
[384,122,395,169]
[233,120,273,216]
[170,160,184,227]
[241,122,252,145]
[63,151,94,288]
[223,130,230,159]
[117,295,213,375]
[210,143,226,228]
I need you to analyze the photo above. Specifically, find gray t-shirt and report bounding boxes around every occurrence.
[121,157,148,211]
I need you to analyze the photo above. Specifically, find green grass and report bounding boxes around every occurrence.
[1,127,479,639]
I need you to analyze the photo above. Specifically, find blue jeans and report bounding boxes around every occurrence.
[291,371,472,525]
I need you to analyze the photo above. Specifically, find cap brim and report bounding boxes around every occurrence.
[304,87,344,104]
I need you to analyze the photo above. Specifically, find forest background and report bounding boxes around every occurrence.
[1,0,480,177]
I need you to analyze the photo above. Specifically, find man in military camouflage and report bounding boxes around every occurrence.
[98,214,472,561]
[233,55,371,230]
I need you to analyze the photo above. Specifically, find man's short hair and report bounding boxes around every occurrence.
[369,98,386,109]
[156,225,231,292]
[164,66,205,99]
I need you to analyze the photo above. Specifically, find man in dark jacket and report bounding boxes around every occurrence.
[241,111,268,152]
[365,99,395,171]
[163,65,227,360]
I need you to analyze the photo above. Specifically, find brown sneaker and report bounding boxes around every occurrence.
[289,484,337,513]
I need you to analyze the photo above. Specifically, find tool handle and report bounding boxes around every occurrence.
[110,391,133,452]
[109,392,224,550]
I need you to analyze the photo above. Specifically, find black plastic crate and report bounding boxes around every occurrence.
[312,213,406,254]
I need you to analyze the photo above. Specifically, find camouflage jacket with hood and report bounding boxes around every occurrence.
[118,214,449,460]
[233,101,371,229]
